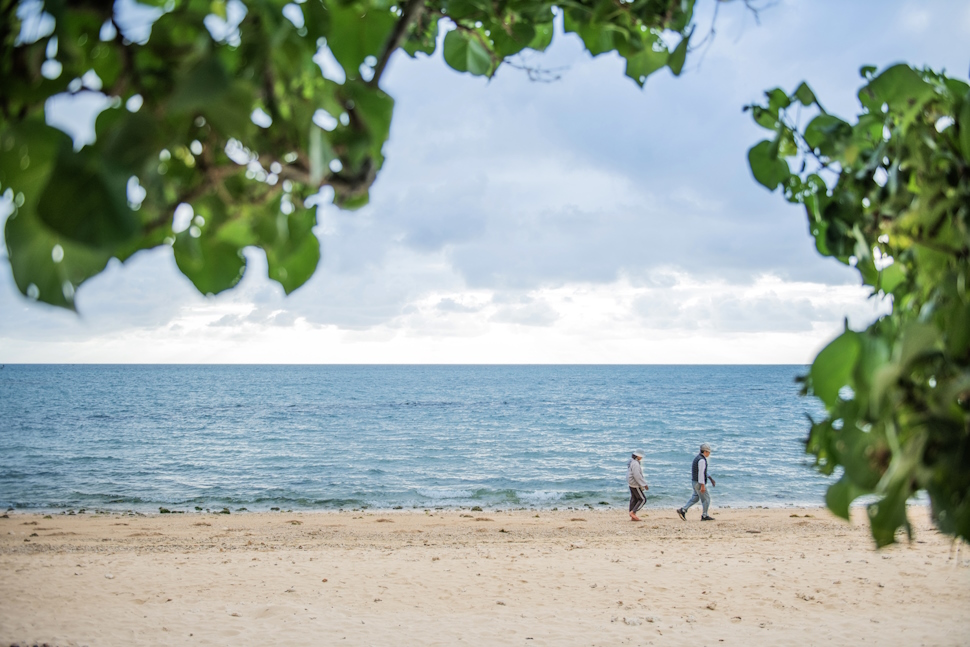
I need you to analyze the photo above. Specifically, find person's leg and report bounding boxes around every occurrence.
[683,481,702,511]
[629,487,645,520]
[700,487,711,516]
[633,488,646,514]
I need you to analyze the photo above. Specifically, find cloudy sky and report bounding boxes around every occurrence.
[1,0,967,364]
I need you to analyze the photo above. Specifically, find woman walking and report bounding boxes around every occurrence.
[627,451,648,521]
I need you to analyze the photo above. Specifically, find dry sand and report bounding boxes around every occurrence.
[1,506,967,646]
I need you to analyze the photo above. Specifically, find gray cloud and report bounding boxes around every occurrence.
[0,0,965,352]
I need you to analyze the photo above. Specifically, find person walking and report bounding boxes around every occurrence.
[627,451,649,521]
[676,443,716,521]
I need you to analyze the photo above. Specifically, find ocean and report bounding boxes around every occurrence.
[0,364,830,513]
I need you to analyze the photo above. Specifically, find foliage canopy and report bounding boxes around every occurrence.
[747,64,970,546]
[1,0,694,306]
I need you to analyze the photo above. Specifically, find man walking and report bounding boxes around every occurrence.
[627,451,648,521]
[676,443,716,521]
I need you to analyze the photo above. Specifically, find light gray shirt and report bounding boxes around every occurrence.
[627,458,647,488]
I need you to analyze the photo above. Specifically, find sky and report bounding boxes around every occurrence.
[1,0,968,364]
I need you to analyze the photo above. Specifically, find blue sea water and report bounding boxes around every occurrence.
[0,365,830,512]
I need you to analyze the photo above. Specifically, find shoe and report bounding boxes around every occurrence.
[676,508,686,521]
[701,515,715,521]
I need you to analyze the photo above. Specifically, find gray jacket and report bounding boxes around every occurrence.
[627,458,647,488]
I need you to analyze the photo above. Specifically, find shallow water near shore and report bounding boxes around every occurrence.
[0,364,829,512]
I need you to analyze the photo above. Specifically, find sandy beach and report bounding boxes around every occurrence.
[1,506,967,646]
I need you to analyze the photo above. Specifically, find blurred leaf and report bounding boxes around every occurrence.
[959,98,970,161]
[443,29,493,76]
[327,2,397,79]
[747,140,790,190]
[804,114,852,155]
[4,204,112,309]
[867,480,912,547]
[168,56,231,113]
[173,229,246,295]
[897,322,940,368]
[256,207,321,294]
[36,145,140,248]
[867,64,935,128]
[667,30,690,77]
[95,108,162,171]
[811,331,860,406]
[826,474,866,520]
[766,88,791,112]
[491,21,535,58]
[794,82,816,106]
[172,197,246,295]
[624,46,666,87]
[528,21,554,52]
[879,262,906,294]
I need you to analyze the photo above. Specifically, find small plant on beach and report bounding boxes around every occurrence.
[747,64,970,546]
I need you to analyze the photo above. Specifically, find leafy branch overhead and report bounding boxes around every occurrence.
[746,65,970,546]
[0,0,697,308]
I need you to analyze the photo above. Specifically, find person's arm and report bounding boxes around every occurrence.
[699,457,707,492]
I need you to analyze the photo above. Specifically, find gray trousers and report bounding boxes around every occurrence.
[682,481,710,515]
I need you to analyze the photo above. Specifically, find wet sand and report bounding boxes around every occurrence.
[1,506,967,646]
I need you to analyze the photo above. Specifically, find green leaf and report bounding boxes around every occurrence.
[401,11,439,57]
[528,21,554,52]
[0,120,64,212]
[794,82,816,106]
[867,64,935,128]
[95,108,162,172]
[945,302,970,358]
[562,11,616,57]
[811,331,860,406]
[327,2,397,79]
[803,114,852,156]
[4,203,112,309]
[171,197,246,295]
[766,88,791,112]
[301,0,331,42]
[879,262,905,294]
[747,139,790,191]
[826,473,866,520]
[667,30,690,77]
[215,219,257,248]
[897,322,940,368]
[443,29,493,76]
[167,56,253,136]
[958,97,970,161]
[36,145,139,248]
[173,230,247,295]
[341,81,394,145]
[490,21,536,58]
[867,480,912,548]
[624,35,667,87]
[257,208,321,294]
[168,56,231,113]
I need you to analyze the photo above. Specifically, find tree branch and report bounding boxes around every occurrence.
[370,0,426,87]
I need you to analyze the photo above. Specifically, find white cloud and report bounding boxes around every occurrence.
[1,0,962,363]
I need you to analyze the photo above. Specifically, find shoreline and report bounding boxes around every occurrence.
[2,501,836,516]
[2,506,967,646]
